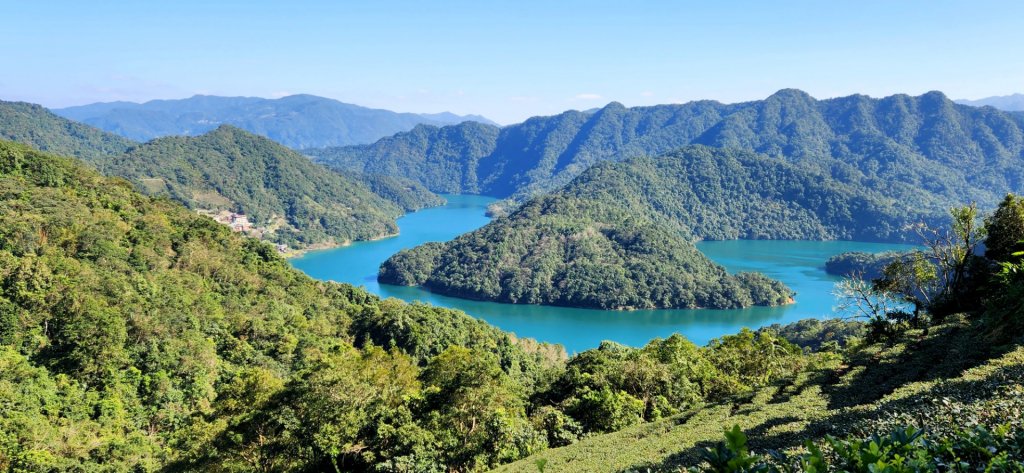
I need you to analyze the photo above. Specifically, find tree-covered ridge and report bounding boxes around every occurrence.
[311,90,1024,212]
[351,172,447,212]
[52,93,497,148]
[378,145,945,310]
[312,121,503,194]
[0,140,562,471]
[105,125,406,247]
[0,100,136,162]
[556,146,944,242]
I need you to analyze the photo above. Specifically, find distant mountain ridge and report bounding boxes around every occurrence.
[311,90,1024,211]
[52,94,498,148]
[956,93,1024,111]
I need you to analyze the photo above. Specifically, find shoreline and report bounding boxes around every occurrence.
[281,230,401,259]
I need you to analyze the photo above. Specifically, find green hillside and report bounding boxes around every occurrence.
[106,125,405,247]
[353,172,447,212]
[497,319,1024,472]
[0,100,136,161]
[0,140,562,471]
[494,194,1024,472]
[379,146,944,310]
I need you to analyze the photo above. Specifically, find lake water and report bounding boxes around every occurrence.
[290,195,917,353]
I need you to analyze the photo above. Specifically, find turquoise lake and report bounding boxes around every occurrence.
[290,195,917,353]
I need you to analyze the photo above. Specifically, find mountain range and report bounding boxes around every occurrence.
[0,100,443,248]
[1,89,1023,471]
[52,94,497,148]
[311,90,1024,213]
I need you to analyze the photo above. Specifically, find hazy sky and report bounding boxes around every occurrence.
[3,0,1023,124]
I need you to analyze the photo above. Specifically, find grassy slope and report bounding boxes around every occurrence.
[495,318,1024,472]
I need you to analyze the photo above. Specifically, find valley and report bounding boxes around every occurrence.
[3,4,1024,468]
[290,194,916,352]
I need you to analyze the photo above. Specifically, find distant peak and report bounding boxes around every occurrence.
[590,101,627,116]
[767,88,815,102]
[919,90,953,107]
[921,90,949,100]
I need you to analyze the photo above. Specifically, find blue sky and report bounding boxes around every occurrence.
[3,0,1022,124]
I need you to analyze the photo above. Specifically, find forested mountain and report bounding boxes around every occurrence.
[957,93,1024,111]
[353,172,447,212]
[53,94,497,148]
[312,90,1024,210]
[0,102,446,247]
[0,100,136,161]
[379,146,944,309]
[0,140,564,471]
[103,125,405,247]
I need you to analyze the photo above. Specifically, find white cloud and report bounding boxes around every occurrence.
[573,93,603,100]
[640,91,655,97]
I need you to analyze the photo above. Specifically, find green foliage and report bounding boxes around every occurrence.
[824,251,907,280]
[312,121,502,194]
[545,332,807,435]
[4,135,1023,472]
[0,102,446,249]
[495,319,1024,472]
[0,100,136,162]
[757,319,866,351]
[0,140,561,471]
[694,424,1024,472]
[986,249,1024,339]
[985,194,1024,263]
[353,172,446,212]
[873,251,940,322]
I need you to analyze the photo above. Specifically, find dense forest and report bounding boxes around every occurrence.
[0,102,446,248]
[379,146,945,310]
[0,101,135,161]
[0,140,560,471]
[311,90,1024,216]
[349,172,447,212]
[53,94,495,148]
